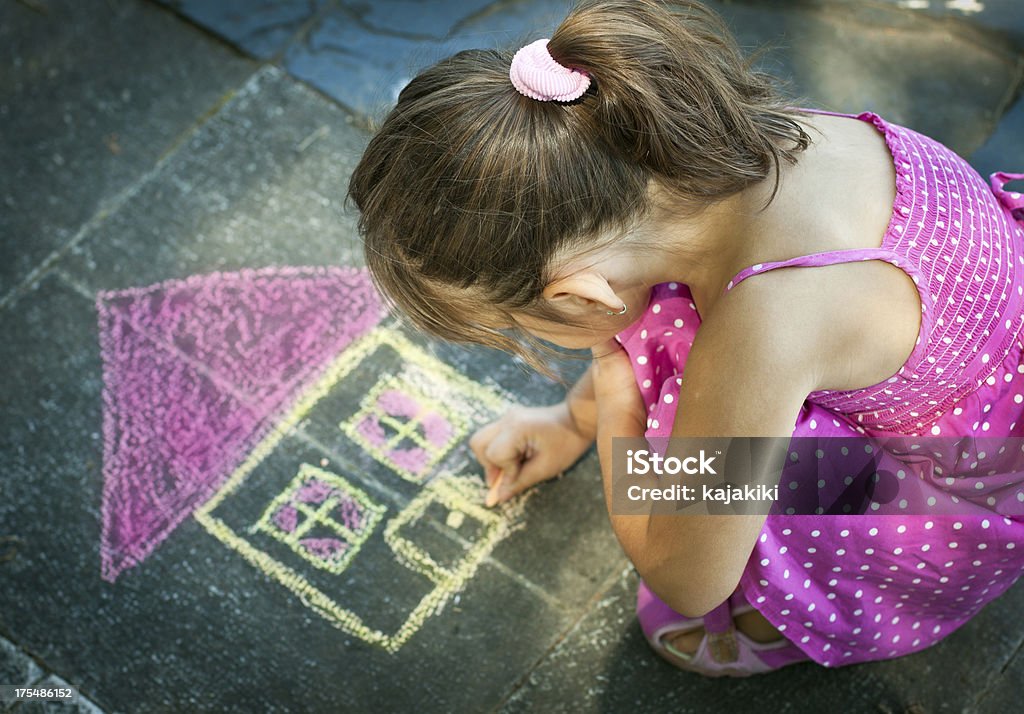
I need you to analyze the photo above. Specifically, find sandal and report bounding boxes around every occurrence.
[636,580,812,677]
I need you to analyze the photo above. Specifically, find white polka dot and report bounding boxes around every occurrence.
[652,304,661,314]
[637,356,648,365]
[664,394,673,404]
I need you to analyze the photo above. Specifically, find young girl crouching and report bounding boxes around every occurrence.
[349,0,1024,677]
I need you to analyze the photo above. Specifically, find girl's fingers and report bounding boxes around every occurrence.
[488,458,556,506]
[482,428,525,484]
[469,421,503,471]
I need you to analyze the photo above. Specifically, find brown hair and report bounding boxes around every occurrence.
[348,0,810,377]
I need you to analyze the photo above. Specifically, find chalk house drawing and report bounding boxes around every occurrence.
[195,326,526,653]
[96,266,386,582]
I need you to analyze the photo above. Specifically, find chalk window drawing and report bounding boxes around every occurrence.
[342,374,466,483]
[251,464,385,574]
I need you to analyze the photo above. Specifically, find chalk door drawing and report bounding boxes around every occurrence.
[97,267,526,653]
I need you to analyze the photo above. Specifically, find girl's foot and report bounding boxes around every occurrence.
[665,608,784,655]
[637,582,812,676]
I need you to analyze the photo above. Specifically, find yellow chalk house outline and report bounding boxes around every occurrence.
[194,327,517,653]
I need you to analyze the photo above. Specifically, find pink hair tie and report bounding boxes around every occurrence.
[509,38,591,102]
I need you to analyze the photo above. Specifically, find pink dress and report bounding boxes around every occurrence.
[615,110,1024,667]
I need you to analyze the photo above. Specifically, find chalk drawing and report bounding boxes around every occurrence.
[96,266,384,582]
[250,464,386,574]
[195,326,525,652]
[343,374,466,483]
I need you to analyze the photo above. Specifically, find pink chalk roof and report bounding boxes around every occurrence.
[96,266,385,582]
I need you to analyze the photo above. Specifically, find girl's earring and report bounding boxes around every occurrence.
[606,304,628,316]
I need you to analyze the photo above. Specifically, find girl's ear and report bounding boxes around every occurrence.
[542,270,626,312]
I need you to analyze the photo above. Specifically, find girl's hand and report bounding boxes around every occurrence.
[591,339,647,437]
[469,402,594,507]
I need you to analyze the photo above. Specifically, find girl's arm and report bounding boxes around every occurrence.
[592,265,899,617]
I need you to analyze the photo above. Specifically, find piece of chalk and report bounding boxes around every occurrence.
[486,472,504,507]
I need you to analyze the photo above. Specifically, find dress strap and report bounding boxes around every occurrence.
[724,248,915,293]
[723,247,937,376]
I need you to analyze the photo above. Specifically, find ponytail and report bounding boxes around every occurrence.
[349,0,810,373]
[547,0,808,204]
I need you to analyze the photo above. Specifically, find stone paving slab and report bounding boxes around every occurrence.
[707,0,1019,158]
[13,674,105,714]
[0,638,44,700]
[0,0,254,305]
[831,0,1024,46]
[154,0,331,59]
[500,568,1024,713]
[976,641,1024,713]
[59,67,368,292]
[0,275,112,710]
[283,0,567,119]
[969,89,1024,181]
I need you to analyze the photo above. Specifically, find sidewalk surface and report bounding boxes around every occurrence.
[2,1,1024,712]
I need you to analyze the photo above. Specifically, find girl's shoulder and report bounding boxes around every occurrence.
[765,111,899,256]
[714,113,924,393]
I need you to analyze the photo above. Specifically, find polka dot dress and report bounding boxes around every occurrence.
[614,111,1024,667]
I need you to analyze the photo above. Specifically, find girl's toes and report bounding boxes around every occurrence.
[664,628,704,656]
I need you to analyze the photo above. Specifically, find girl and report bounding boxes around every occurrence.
[348,0,1024,676]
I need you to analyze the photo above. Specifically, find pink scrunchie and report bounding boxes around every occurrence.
[509,38,591,102]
